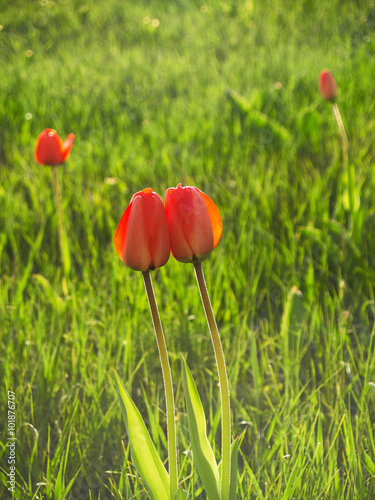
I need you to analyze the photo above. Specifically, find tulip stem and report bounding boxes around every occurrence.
[332,102,356,217]
[143,270,178,500]
[332,103,348,167]
[194,262,231,500]
[51,166,71,288]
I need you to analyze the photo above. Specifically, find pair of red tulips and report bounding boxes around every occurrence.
[114,185,222,272]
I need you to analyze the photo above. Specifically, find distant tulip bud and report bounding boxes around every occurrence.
[319,70,338,102]
[164,184,222,263]
[114,188,170,272]
[35,129,75,166]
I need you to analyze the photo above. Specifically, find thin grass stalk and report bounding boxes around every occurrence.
[332,102,355,217]
[142,270,178,499]
[194,261,231,500]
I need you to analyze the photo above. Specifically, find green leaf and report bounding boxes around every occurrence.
[32,274,66,311]
[181,358,220,500]
[218,434,243,500]
[299,110,322,146]
[54,450,64,500]
[363,450,375,475]
[174,487,188,499]
[61,222,71,277]
[114,370,169,500]
[225,87,292,143]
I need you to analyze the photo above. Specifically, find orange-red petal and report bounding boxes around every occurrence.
[145,194,170,269]
[113,202,132,261]
[165,186,195,262]
[195,188,222,248]
[124,195,152,271]
[62,133,75,162]
[181,187,214,260]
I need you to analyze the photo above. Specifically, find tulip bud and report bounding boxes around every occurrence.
[164,184,222,263]
[114,188,170,272]
[319,70,338,102]
[35,129,75,166]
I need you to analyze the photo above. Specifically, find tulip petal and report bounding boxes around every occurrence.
[124,195,152,271]
[35,129,65,165]
[62,133,75,162]
[165,187,195,262]
[145,194,170,270]
[114,203,132,261]
[195,188,222,249]
[182,188,214,260]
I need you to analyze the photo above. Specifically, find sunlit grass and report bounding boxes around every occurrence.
[1,0,375,498]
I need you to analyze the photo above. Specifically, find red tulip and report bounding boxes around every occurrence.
[35,128,75,165]
[319,70,338,102]
[164,184,222,263]
[114,188,170,272]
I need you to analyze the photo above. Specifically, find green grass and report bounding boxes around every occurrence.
[1,0,375,497]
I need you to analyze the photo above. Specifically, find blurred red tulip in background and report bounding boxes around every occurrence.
[319,70,338,102]
[35,128,75,165]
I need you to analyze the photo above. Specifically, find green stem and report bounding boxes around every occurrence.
[194,262,231,500]
[332,102,355,216]
[51,166,70,282]
[143,270,178,500]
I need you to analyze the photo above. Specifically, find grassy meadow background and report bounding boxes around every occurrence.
[1,0,375,497]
